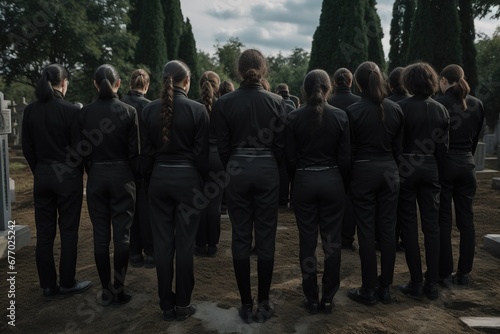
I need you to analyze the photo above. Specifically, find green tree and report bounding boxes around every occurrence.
[178,18,199,99]
[215,37,245,83]
[365,0,385,69]
[388,0,416,71]
[407,0,462,72]
[267,48,309,99]
[459,0,479,94]
[309,0,368,74]
[162,0,184,60]
[473,0,500,18]
[476,27,500,132]
[135,0,168,99]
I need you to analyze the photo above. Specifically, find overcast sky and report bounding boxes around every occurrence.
[179,0,499,58]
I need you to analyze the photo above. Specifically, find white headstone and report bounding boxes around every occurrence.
[474,142,485,172]
[0,92,12,230]
[484,134,496,154]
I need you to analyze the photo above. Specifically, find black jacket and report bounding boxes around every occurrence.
[141,88,209,179]
[22,91,81,174]
[213,82,286,167]
[435,89,484,155]
[121,90,150,114]
[327,85,360,111]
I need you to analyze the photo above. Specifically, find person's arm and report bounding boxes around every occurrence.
[285,111,297,178]
[194,105,210,181]
[214,99,231,168]
[337,111,351,191]
[127,105,140,178]
[21,106,37,174]
[272,99,287,164]
[471,98,485,155]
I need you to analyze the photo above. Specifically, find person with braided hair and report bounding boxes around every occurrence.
[141,60,209,321]
[213,49,286,324]
[346,61,404,306]
[195,71,224,257]
[80,64,139,306]
[285,69,350,315]
[436,64,484,287]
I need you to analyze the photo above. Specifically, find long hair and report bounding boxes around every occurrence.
[35,64,69,102]
[440,64,470,111]
[402,62,439,98]
[219,80,234,96]
[160,60,191,147]
[129,69,150,91]
[388,67,408,95]
[238,49,268,85]
[332,67,353,91]
[199,71,220,114]
[354,61,387,121]
[303,69,332,128]
[94,64,120,99]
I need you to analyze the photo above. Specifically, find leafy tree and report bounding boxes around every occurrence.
[473,0,500,18]
[309,0,368,74]
[476,27,500,132]
[388,0,416,71]
[365,0,385,69]
[135,0,168,99]
[162,0,184,60]
[214,37,245,83]
[459,0,479,94]
[267,48,309,99]
[178,18,199,99]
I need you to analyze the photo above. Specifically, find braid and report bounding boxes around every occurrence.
[201,80,214,114]
[161,76,174,147]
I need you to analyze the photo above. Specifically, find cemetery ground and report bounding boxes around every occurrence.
[1,153,500,334]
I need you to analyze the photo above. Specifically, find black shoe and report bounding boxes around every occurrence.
[100,289,113,306]
[112,291,132,305]
[59,280,92,295]
[144,255,155,269]
[303,299,319,315]
[399,281,424,300]
[42,286,63,300]
[423,281,439,300]
[453,273,470,286]
[207,245,218,257]
[347,287,378,306]
[194,246,207,257]
[254,300,274,323]
[438,275,454,289]
[130,254,144,267]
[320,299,333,314]
[163,309,175,321]
[377,286,391,304]
[176,304,196,321]
[238,303,254,324]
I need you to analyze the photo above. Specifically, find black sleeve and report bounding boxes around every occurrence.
[139,104,155,184]
[285,112,297,177]
[21,106,37,174]
[435,106,450,169]
[194,106,210,181]
[272,99,287,164]
[472,99,485,155]
[392,106,404,161]
[337,113,351,190]
[127,106,140,178]
[214,100,231,168]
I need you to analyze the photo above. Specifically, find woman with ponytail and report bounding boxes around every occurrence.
[22,64,91,300]
[213,49,286,324]
[396,62,450,301]
[141,60,209,321]
[121,69,155,269]
[346,61,404,306]
[194,71,224,257]
[285,69,350,315]
[436,64,484,287]
[80,64,139,306]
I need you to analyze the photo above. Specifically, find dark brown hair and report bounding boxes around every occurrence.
[276,83,290,97]
[199,71,220,114]
[35,64,69,102]
[219,80,234,96]
[94,64,120,100]
[440,64,470,111]
[160,60,190,147]
[354,61,387,120]
[388,66,407,95]
[129,69,150,91]
[402,62,439,98]
[238,49,268,84]
[303,69,332,127]
[332,67,353,90]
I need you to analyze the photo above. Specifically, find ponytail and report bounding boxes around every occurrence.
[98,79,115,99]
[160,76,174,147]
[440,64,470,111]
[367,70,386,121]
[35,64,69,102]
[129,69,150,91]
[94,64,120,100]
[303,69,332,130]
[199,71,220,115]
[452,77,470,111]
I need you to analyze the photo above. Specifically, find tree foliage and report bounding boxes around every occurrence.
[267,48,310,99]
[214,37,244,83]
[459,0,479,94]
[178,18,199,99]
[365,0,386,69]
[162,0,184,60]
[473,0,500,18]
[388,0,416,71]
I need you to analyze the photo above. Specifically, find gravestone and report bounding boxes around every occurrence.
[474,142,485,172]
[0,92,12,230]
[484,134,496,155]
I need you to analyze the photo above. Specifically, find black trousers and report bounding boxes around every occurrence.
[130,178,154,256]
[292,168,344,303]
[350,159,399,289]
[34,164,83,289]
[398,157,440,283]
[87,164,135,292]
[196,147,224,248]
[278,160,290,205]
[439,152,476,278]
[148,164,202,310]
[341,193,355,246]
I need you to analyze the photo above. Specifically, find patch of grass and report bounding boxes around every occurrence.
[9,161,28,171]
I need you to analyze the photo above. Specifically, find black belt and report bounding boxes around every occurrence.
[92,160,126,165]
[156,160,195,168]
[402,153,434,157]
[296,166,335,171]
[231,148,274,157]
[448,149,471,154]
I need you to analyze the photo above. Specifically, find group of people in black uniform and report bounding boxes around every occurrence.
[22,48,484,324]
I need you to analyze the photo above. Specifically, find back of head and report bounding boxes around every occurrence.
[199,71,220,114]
[440,64,470,110]
[402,62,438,98]
[160,60,191,147]
[332,68,353,90]
[219,80,234,96]
[303,69,332,126]
[129,69,150,91]
[276,83,290,98]
[35,64,69,102]
[95,64,120,100]
[354,61,387,105]
[238,49,268,84]
[388,67,407,94]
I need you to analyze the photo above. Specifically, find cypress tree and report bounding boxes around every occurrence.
[178,18,199,99]
[309,0,368,74]
[163,0,184,60]
[127,0,141,36]
[135,0,168,98]
[388,0,416,71]
[365,0,385,69]
[459,0,478,94]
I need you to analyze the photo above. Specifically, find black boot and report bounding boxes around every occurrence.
[399,281,424,300]
[347,287,378,306]
[257,259,274,303]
